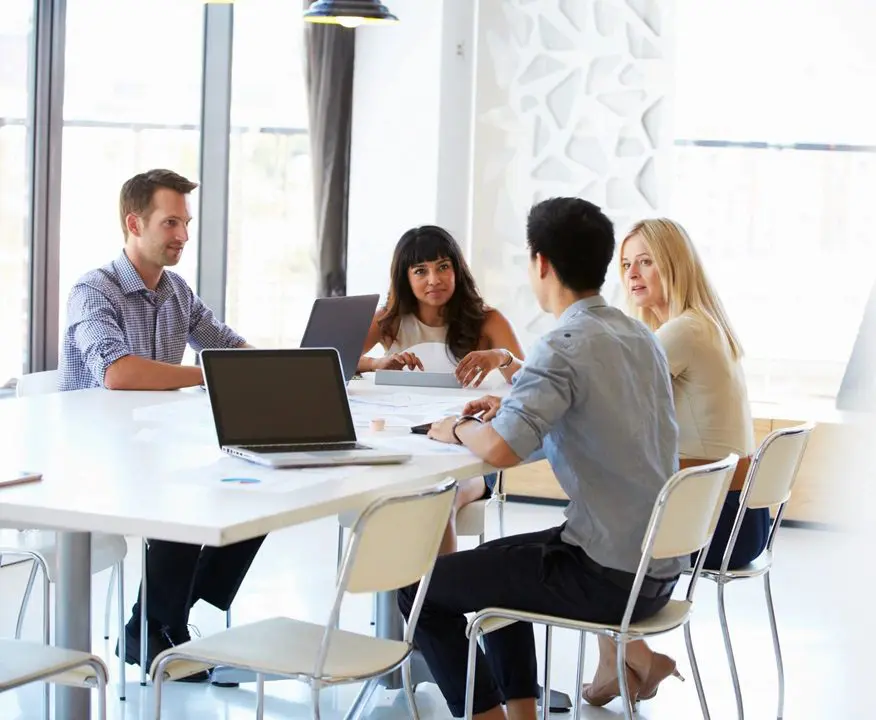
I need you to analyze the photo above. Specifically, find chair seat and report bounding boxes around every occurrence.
[0,531,128,580]
[0,640,103,691]
[151,616,411,683]
[699,549,773,581]
[339,499,487,538]
[468,600,692,639]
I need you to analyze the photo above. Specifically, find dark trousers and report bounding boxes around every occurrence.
[702,491,770,570]
[130,536,265,631]
[398,526,673,717]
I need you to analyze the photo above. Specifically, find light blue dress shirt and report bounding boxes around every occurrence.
[491,295,683,578]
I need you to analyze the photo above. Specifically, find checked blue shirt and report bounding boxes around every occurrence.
[59,252,245,391]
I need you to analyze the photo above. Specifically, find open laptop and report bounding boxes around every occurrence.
[200,348,410,468]
[300,294,380,383]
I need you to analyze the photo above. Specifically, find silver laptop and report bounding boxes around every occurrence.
[300,294,379,383]
[200,348,410,468]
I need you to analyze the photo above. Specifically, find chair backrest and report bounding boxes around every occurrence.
[743,422,815,510]
[312,478,457,679]
[618,454,738,632]
[645,454,739,560]
[716,422,815,572]
[341,477,457,595]
[16,370,60,398]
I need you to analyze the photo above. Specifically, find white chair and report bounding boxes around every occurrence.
[337,470,506,564]
[3,369,129,701]
[463,454,740,720]
[150,478,458,720]
[0,639,109,720]
[692,422,814,720]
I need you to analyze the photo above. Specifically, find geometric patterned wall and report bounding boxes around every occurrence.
[469,0,673,348]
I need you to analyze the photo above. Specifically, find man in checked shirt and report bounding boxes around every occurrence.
[59,168,260,682]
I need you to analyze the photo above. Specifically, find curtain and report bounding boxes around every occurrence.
[303,4,356,297]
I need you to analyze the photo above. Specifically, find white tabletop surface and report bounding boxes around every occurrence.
[0,376,500,546]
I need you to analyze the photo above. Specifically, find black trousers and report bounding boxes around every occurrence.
[130,536,265,631]
[398,526,673,717]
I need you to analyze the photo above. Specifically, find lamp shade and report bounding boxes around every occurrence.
[303,0,399,28]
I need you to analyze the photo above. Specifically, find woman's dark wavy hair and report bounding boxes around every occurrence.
[378,225,487,361]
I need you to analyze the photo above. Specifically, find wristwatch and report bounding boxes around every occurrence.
[498,350,514,369]
[452,414,483,444]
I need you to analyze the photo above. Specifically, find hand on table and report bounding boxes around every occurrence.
[462,395,502,421]
[373,352,424,371]
[455,349,509,387]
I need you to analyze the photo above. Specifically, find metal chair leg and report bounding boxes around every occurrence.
[311,682,320,720]
[684,621,711,720]
[104,564,117,639]
[402,658,420,720]
[140,539,148,686]
[764,571,785,719]
[572,632,586,720]
[117,561,126,701]
[542,626,552,720]
[718,582,744,719]
[41,559,50,720]
[257,673,266,720]
[463,626,480,719]
[14,559,39,639]
[616,638,635,720]
[496,470,506,538]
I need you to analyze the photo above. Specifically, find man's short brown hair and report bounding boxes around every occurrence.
[119,169,198,239]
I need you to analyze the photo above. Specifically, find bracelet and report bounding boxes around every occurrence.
[498,350,514,369]
[452,414,483,444]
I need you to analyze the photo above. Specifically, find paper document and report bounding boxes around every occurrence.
[368,433,476,457]
[188,465,372,494]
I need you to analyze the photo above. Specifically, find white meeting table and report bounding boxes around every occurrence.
[0,378,495,719]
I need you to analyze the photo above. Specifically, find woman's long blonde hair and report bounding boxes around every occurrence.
[620,218,743,360]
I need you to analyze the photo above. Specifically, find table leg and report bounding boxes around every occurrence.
[55,531,92,719]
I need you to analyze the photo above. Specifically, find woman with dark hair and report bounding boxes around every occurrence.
[358,225,525,553]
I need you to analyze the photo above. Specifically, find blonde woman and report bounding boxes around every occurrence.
[582,219,769,706]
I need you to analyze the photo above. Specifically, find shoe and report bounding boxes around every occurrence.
[636,652,685,701]
[581,665,642,707]
[115,620,210,683]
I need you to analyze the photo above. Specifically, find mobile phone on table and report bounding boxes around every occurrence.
[410,422,434,435]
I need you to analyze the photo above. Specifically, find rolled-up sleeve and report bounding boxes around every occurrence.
[187,290,245,350]
[68,284,132,386]
[491,334,581,460]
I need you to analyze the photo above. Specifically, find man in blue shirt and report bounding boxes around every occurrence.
[60,169,261,682]
[399,198,681,719]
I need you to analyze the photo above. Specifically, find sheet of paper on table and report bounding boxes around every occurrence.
[185,464,373,493]
[367,433,476,456]
[348,394,468,428]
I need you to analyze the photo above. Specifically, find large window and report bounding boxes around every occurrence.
[0,2,34,385]
[58,0,203,331]
[225,0,315,348]
[671,0,876,401]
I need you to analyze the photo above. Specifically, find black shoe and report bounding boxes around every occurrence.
[115,620,210,683]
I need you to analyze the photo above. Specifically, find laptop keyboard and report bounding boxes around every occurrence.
[239,442,369,453]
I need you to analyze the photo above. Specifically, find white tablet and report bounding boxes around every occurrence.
[374,370,462,389]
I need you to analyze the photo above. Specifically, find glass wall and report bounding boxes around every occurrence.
[0,1,35,385]
[671,0,876,401]
[225,0,316,347]
[57,0,204,331]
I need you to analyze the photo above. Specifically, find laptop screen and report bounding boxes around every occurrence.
[300,294,379,383]
[201,349,357,447]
